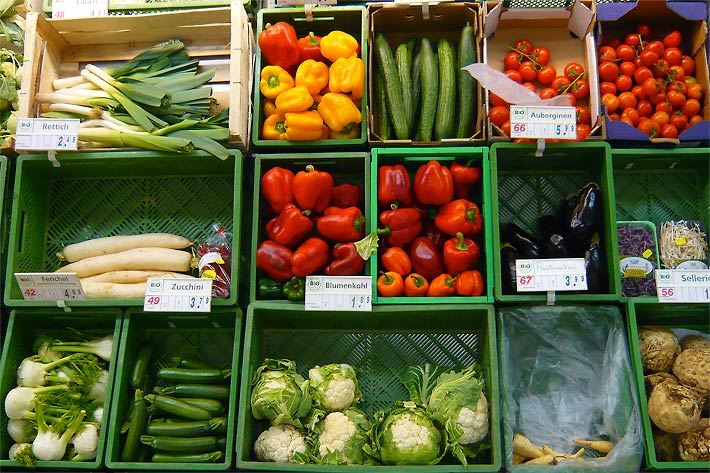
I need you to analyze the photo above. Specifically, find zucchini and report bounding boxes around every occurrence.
[145,394,212,421]
[411,49,422,131]
[375,69,391,140]
[157,367,230,384]
[151,451,224,463]
[146,418,227,437]
[457,22,478,138]
[121,389,148,462]
[417,38,439,142]
[171,357,215,370]
[179,398,225,417]
[396,39,415,136]
[140,435,219,453]
[435,38,457,140]
[375,34,408,140]
[130,344,153,390]
[155,384,229,401]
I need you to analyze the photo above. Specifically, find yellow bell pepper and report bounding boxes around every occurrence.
[329,57,365,99]
[262,113,287,140]
[275,86,314,114]
[295,60,329,96]
[320,31,359,62]
[317,93,362,132]
[320,124,330,140]
[330,127,359,139]
[263,100,277,117]
[260,66,294,99]
[284,111,324,141]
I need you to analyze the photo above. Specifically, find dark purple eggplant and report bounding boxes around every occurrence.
[500,243,518,294]
[584,233,605,293]
[539,215,571,258]
[502,223,542,259]
[559,192,579,228]
[568,183,603,244]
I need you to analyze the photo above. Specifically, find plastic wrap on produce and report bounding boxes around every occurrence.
[497,305,643,472]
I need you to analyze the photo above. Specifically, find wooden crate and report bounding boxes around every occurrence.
[18,4,253,151]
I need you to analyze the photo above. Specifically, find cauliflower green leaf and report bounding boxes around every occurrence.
[308,363,362,412]
[251,359,311,428]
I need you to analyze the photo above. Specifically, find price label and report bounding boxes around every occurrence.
[516,258,588,292]
[15,273,85,301]
[656,269,710,303]
[509,105,577,140]
[305,276,372,311]
[15,118,79,151]
[51,0,108,18]
[143,278,213,312]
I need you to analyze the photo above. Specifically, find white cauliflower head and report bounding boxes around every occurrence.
[373,404,443,465]
[309,364,361,412]
[251,359,311,424]
[314,409,371,464]
[318,412,357,457]
[254,425,307,463]
[456,394,489,444]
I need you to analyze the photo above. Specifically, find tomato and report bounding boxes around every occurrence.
[671,112,689,131]
[660,124,679,139]
[537,65,556,85]
[489,105,509,127]
[685,76,698,86]
[636,24,651,37]
[522,82,537,94]
[504,52,521,70]
[601,93,620,113]
[650,91,667,106]
[634,67,653,85]
[551,76,571,94]
[669,65,685,82]
[501,121,511,137]
[621,116,635,127]
[680,56,696,76]
[576,124,591,142]
[620,61,636,77]
[576,105,591,124]
[599,46,617,62]
[689,115,703,127]
[647,41,665,57]
[616,44,636,62]
[639,50,659,67]
[653,59,670,78]
[683,99,701,117]
[663,30,682,49]
[667,90,686,109]
[564,62,585,80]
[571,79,590,99]
[519,61,538,82]
[638,119,660,138]
[651,111,670,126]
[642,77,662,97]
[621,107,640,126]
[634,57,643,69]
[600,81,617,96]
[515,39,534,53]
[505,70,523,83]
[490,93,509,107]
[632,85,646,100]
[687,83,703,101]
[637,100,653,117]
[615,75,633,92]
[533,47,551,66]
[608,113,621,121]
[656,101,673,114]
[540,88,557,100]
[563,93,577,106]
[618,91,637,110]
[667,81,687,95]
[599,61,620,82]
[663,47,682,66]
[625,33,641,47]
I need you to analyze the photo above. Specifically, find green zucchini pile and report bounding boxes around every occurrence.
[119,348,231,464]
[374,24,478,142]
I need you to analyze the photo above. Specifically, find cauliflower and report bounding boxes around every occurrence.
[318,412,357,457]
[251,359,311,425]
[309,364,361,412]
[312,409,371,464]
[254,425,307,463]
[456,394,489,445]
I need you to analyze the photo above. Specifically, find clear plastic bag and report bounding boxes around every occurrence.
[497,305,643,472]
[196,224,232,298]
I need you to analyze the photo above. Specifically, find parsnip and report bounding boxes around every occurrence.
[573,439,614,454]
[513,433,544,459]
[80,281,146,299]
[525,454,555,465]
[60,233,192,262]
[56,248,192,278]
[82,271,195,284]
[512,453,525,464]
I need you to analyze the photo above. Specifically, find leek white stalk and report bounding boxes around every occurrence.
[53,76,86,89]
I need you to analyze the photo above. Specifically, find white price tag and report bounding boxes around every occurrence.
[516,258,588,292]
[656,270,710,303]
[15,118,79,151]
[143,278,213,312]
[52,0,108,18]
[305,276,372,311]
[510,105,576,140]
[15,273,85,301]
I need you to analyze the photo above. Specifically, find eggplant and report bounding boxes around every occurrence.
[559,192,579,228]
[502,223,542,258]
[500,243,518,293]
[539,215,571,258]
[584,233,605,293]
[568,183,603,244]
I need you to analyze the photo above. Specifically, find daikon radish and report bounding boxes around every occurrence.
[59,234,192,262]
[56,248,192,278]
[82,271,195,284]
[80,281,147,299]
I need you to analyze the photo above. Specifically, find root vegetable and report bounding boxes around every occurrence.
[56,248,191,278]
[525,454,555,465]
[648,382,702,434]
[82,271,195,284]
[80,281,147,299]
[60,233,192,262]
[653,430,678,461]
[512,433,543,459]
[512,453,525,464]
[640,326,681,373]
[645,372,679,392]
[573,439,613,454]
[678,418,710,461]
[673,349,710,396]
[682,335,710,352]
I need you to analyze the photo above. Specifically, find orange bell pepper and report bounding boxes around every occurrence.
[259,66,294,99]
[317,93,362,132]
[295,60,329,95]
[455,270,484,296]
[329,56,365,99]
[275,86,314,114]
[381,247,412,275]
[320,124,330,140]
[263,100,277,117]
[405,273,429,297]
[427,274,456,297]
[377,271,404,297]
[320,31,359,62]
[284,111,323,141]
[330,127,359,139]
[262,113,287,140]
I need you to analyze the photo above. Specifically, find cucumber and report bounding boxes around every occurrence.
[411,49,422,131]
[396,39,415,136]
[457,22,478,138]
[435,38,456,140]
[375,68,391,140]
[375,34,408,140]
[417,38,439,142]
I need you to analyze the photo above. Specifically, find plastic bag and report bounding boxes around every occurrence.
[497,305,643,472]
[196,224,232,298]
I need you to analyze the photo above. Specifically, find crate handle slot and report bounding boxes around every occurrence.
[16,209,26,254]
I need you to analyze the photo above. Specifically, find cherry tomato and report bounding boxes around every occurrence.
[660,124,679,139]
[608,39,622,49]
[642,77,663,98]
[601,93,620,113]
[638,119,660,138]
[621,107,640,126]
[656,101,673,115]
[616,44,636,62]
[489,105,510,127]
[618,91,637,110]
[608,113,621,121]
[598,61,620,82]
[514,39,534,53]
[551,76,571,94]
[663,30,682,49]
[653,59,670,78]
[519,61,538,82]
[680,56,696,76]
[625,33,641,48]
[533,47,551,66]
[564,62,585,80]
[621,116,635,127]
[667,90,686,109]
[504,52,521,71]
[490,93,509,107]
[615,75,633,92]
[632,85,646,100]
[505,70,523,84]
[620,61,636,77]
[647,41,665,57]
[600,81,617,95]
[599,46,617,62]
[685,76,698,86]
[576,105,591,124]
[634,67,654,85]
[671,112,689,131]
[634,57,643,69]
[636,24,652,37]
[667,81,687,95]
[576,124,591,141]
[501,121,511,137]
[689,115,703,127]
[571,79,590,99]
[522,82,537,94]
[639,50,659,67]
[683,99,701,117]
[540,88,557,100]
[637,100,653,117]
[649,91,667,106]
[537,65,556,85]
[664,47,682,66]
[651,111,670,126]
[687,83,703,101]
[669,65,685,82]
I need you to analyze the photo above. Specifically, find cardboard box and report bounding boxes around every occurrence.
[596,0,709,145]
[368,2,485,145]
[483,0,600,141]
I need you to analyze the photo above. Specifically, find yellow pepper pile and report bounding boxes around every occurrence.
[259,29,364,142]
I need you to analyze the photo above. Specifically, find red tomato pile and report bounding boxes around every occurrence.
[598,24,704,139]
[490,38,592,141]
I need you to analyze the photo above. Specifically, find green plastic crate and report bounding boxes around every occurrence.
[4,151,242,307]
[0,308,122,469]
[370,147,493,304]
[0,155,7,271]
[105,308,242,470]
[627,300,710,471]
[490,142,621,303]
[237,302,501,472]
[252,7,368,149]
[250,153,371,303]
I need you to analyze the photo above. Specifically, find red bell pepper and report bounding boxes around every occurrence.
[378,208,422,247]
[443,232,480,276]
[317,207,365,242]
[409,237,444,281]
[427,274,456,297]
[297,32,325,62]
[293,165,334,213]
[414,160,453,206]
[455,270,484,296]
[378,165,412,207]
[325,243,364,276]
[265,203,314,248]
[434,199,483,237]
[331,183,362,208]
[256,240,293,281]
[261,167,294,213]
[422,220,446,251]
[450,161,482,199]
[291,237,329,277]
[381,247,412,275]
[259,22,300,70]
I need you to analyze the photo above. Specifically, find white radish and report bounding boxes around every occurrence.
[59,234,192,262]
[56,248,192,278]
[82,271,195,284]
[80,282,147,299]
